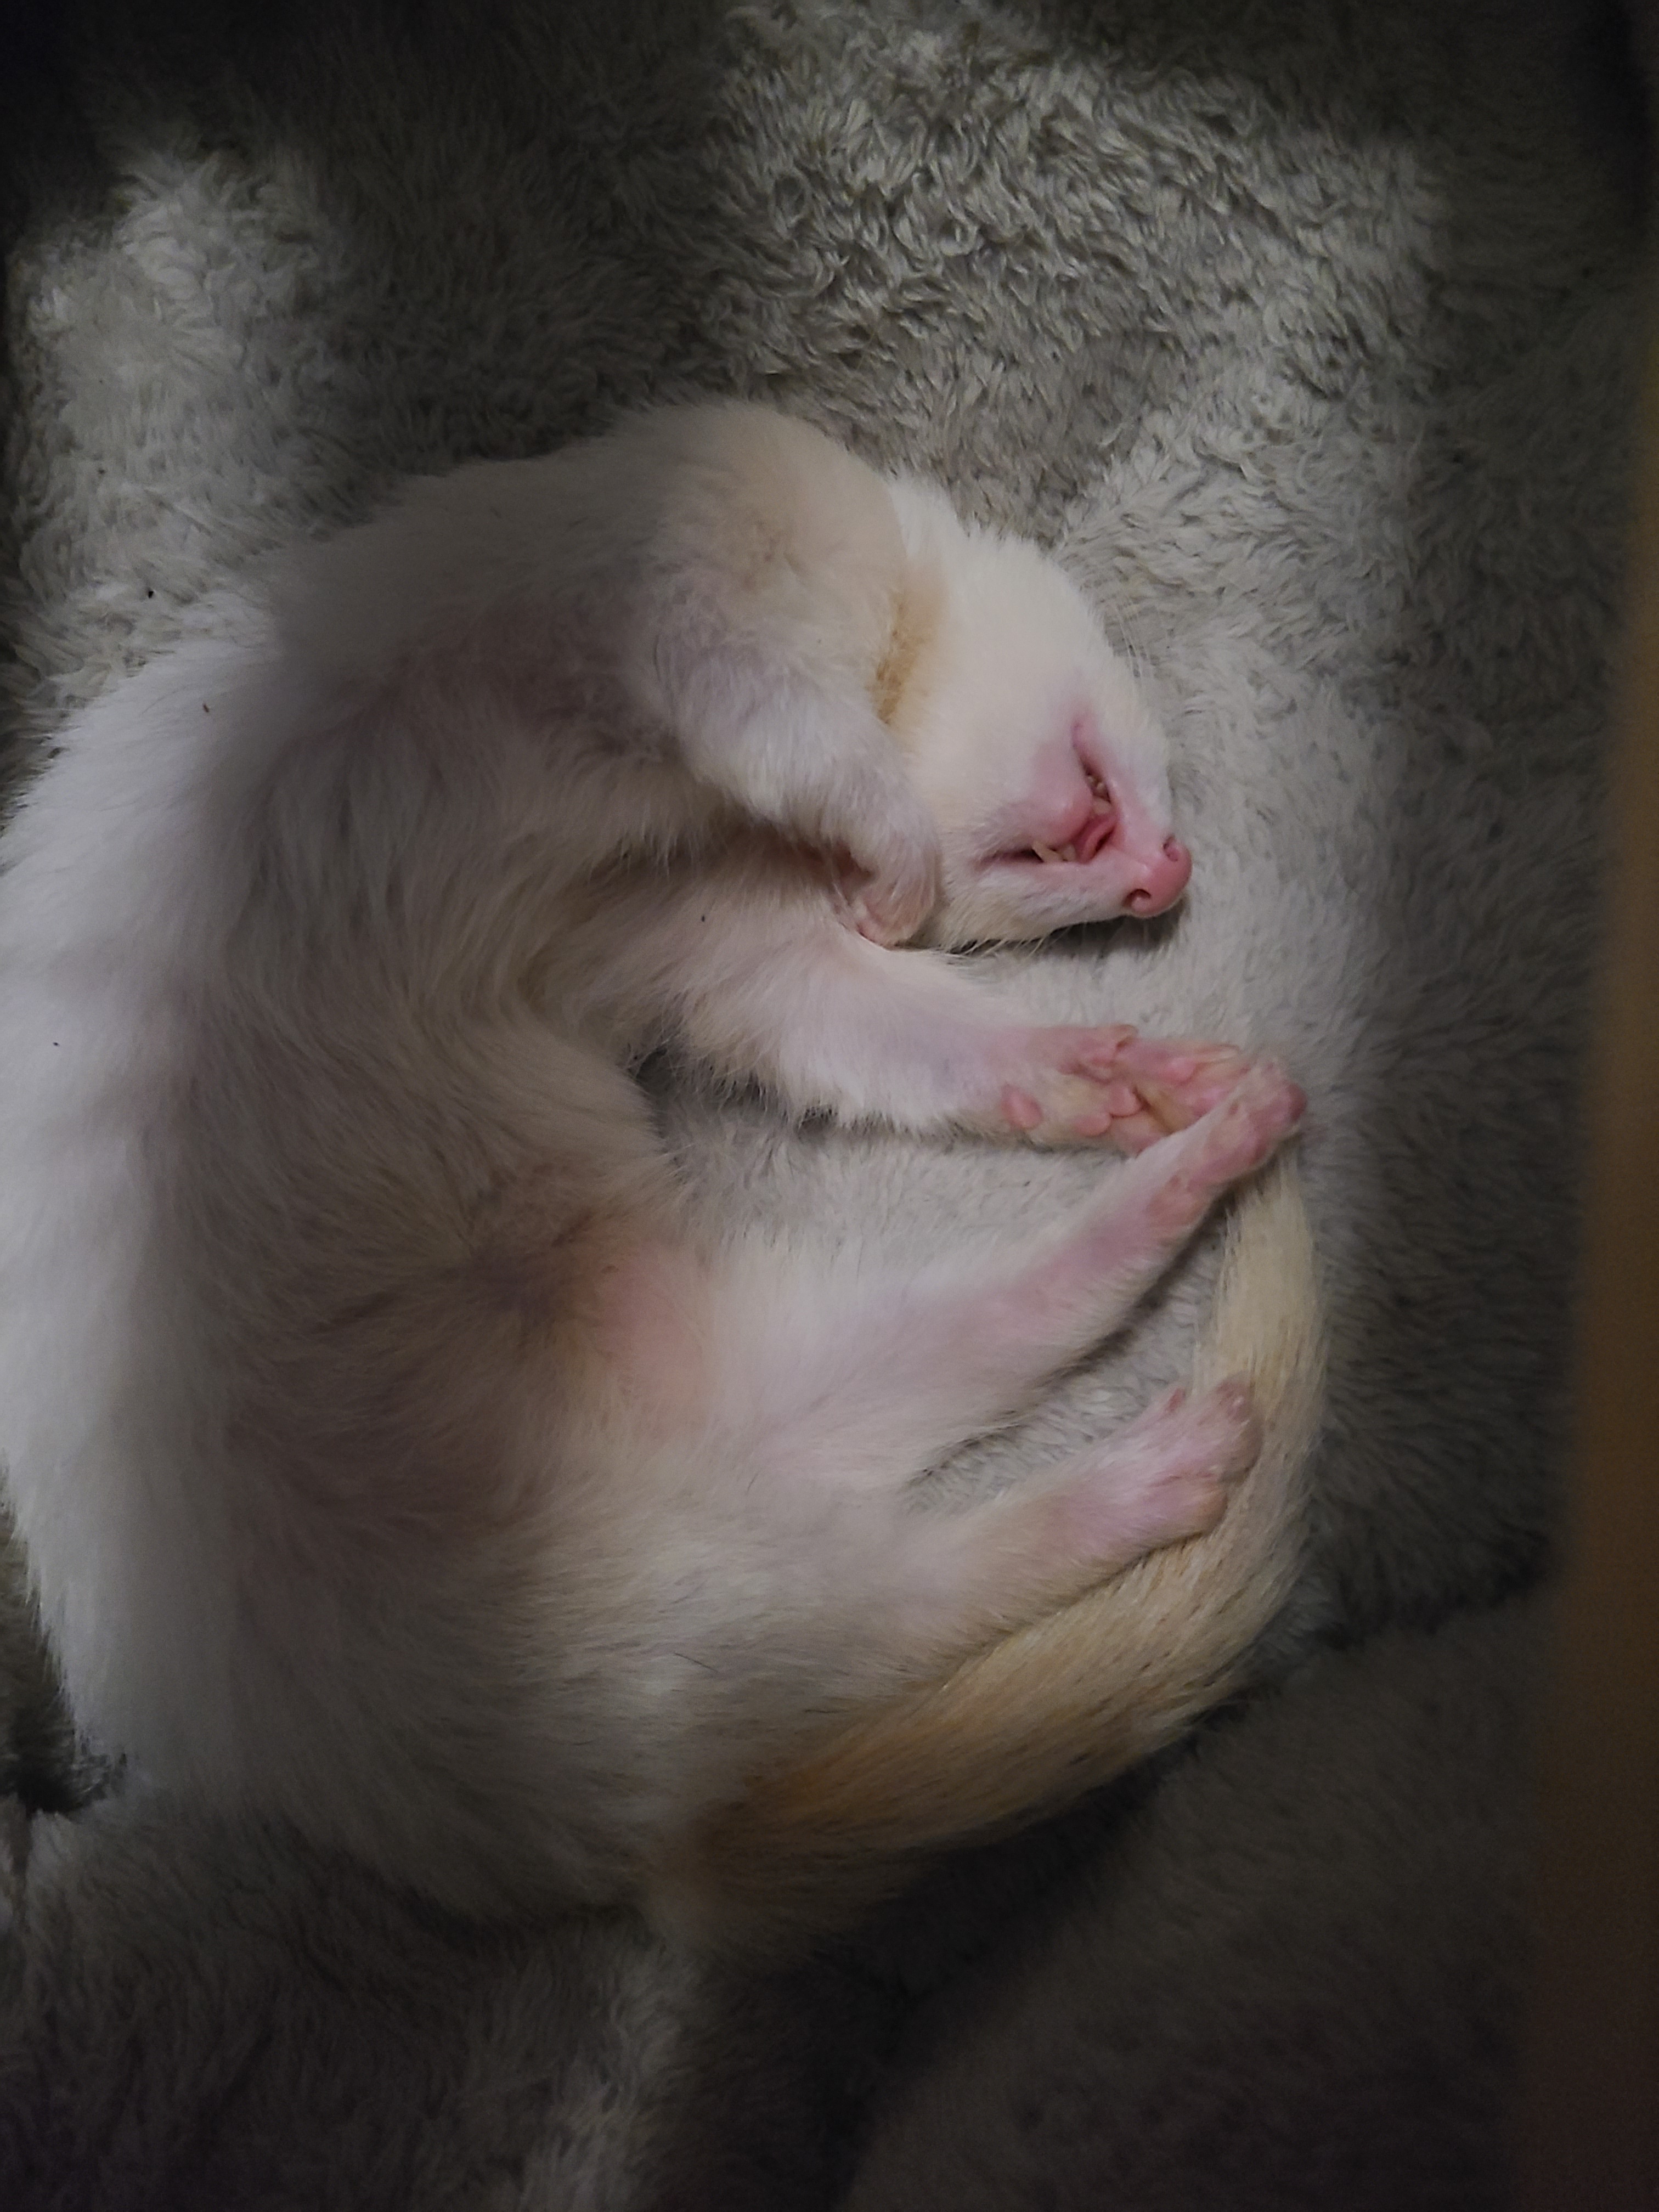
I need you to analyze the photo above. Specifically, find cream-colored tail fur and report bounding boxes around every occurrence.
[657,1158,1322,1948]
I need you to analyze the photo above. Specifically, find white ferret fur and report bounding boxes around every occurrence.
[0,404,1319,1945]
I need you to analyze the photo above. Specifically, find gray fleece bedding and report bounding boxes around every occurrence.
[0,2,1638,2202]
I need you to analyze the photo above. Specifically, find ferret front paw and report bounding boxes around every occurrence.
[991,1026,1257,1148]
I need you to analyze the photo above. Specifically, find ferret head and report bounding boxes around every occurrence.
[881,491,1190,948]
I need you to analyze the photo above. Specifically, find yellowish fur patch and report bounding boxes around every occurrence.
[872,561,946,734]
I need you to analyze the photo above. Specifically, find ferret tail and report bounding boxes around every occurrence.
[652,1155,1323,1951]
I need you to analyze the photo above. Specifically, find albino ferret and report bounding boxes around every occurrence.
[0,404,1316,1943]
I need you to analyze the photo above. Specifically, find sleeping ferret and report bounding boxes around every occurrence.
[0,404,1318,1944]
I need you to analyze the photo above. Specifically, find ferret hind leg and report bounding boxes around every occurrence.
[639,1058,1303,1669]
[651,1161,1324,1950]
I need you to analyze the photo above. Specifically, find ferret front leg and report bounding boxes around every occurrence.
[616,868,1254,1144]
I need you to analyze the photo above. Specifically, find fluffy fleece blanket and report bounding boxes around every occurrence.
[0,1,1639,2203]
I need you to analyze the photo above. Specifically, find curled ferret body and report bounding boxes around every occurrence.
[0,404,1316,1942]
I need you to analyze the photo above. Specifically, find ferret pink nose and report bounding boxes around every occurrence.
[1123,837,1192,917]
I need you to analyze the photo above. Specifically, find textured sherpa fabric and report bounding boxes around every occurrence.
[0,0,1643,2203]
[847,1594,1547,2212]
[0,1797,900,2212]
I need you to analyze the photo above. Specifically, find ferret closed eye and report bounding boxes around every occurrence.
[0,402,1316,1945]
